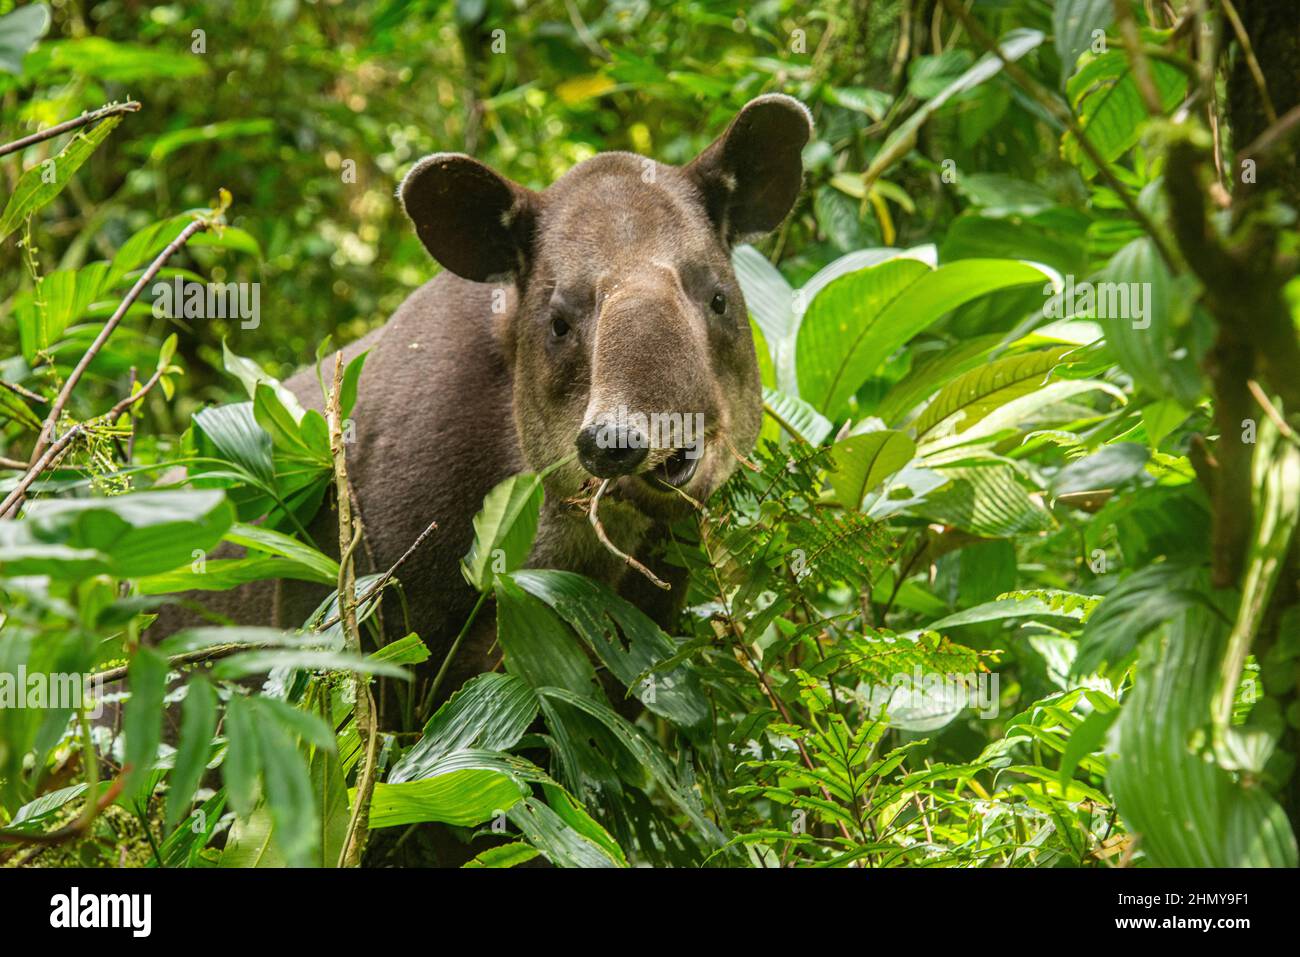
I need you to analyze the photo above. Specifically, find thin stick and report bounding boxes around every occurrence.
[315,517,438,632]
[1115,0,1163,116]
[0,364,166,518]
[0,101,141,159]
[0,380,46,404]
[29,218,208,471]
[329,353,377,868]
[1220,0,1277,124]
[588,479,670,590]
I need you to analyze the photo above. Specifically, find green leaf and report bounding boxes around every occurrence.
[1049,442,1149,498]
[0,489,234,579]
[1058,707,1117,788]
[797,258,1056,419]
[165,678,217,831]
[123,647,168,795]
[0,113,124,242]
[222,341,309,423]
[915,461,1053,537]
[506,795,622,868]
[493,576,600,697]
[193,402,275,487]
[1074,562,1206,675]
[8,783,89,829]
[0,3,50,74]
[461,473,543,591]
[865,29,1045,184]
[252,698,319,866]
[1061,45,1188,178]
[827,429,916,509]
[763,386,832,446]
[220,802,283,868]
[389,673,539,783]
[511,568,709,726]
[912,348,1071,439]
[463,842,541,868]
[221,694,261,819]
[339,349,369,418]
[875,334,1005,425]
[1053,0,1113,81]
[732,244,794,347]
[366,760,528,828]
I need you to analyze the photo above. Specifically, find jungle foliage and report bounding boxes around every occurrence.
[1,0,1298,868]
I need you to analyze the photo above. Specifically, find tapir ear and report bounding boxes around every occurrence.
[399,153,538,282]
[686,94,812,243]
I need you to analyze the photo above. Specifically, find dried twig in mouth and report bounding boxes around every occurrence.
[588,478,671,590]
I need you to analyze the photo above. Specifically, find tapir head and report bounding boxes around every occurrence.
[400,95,811,514]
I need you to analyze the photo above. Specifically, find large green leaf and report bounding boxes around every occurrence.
[763,386,832,446]
[164,678,218,831]
[874,334,1005,426]
[1052,0,1113,82]
[388,673,539,784]
[0,489,234,579]
[797,257,1056,419]
[493,575,600,697]
[827,429,916,510]
[0,3,50,74]
[511,568,709,727]
[913,461,1052,537]
[1061,43,1188,178]
[1110,603,1297,867]
[0,113,124,241]
[122,646,167,795]
[461,473,543,591]
[911,347,1072,439]
[366,755,529,828]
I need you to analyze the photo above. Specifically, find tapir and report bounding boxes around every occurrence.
[156,94,812,714]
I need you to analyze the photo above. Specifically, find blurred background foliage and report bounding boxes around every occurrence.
[3,0,1299,868]
[2,0,1077,414]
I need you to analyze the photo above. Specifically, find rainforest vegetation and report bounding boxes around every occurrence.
[1,0,1298,869]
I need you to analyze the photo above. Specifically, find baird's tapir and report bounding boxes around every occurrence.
[154,94,812,711]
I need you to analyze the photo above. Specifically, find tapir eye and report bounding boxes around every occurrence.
[710,292,727,315]
[550,315,570,339]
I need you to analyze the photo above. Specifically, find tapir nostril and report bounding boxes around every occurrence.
[576,423,650,478]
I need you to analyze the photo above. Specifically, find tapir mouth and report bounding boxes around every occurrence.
[642,446,701,490]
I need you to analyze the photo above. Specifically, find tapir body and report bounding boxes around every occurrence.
[152,95,813,710]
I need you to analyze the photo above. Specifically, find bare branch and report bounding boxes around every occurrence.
[0,101,141,159]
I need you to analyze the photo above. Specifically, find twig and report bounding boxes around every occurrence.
[93,643,249,685]
[588,479,670,590]
[329,353,376,868]
[1115,0,1163,116]
[0,101,141,159]
[0,364,167,518]
[28,218,208,471]
[315,517,438,632]
[0,379,47,404]
[938,0,1179,272]
[1220,0,1277,124]
[0,774,125,845]
[0,456,26,470]
[1240,102,1300,162]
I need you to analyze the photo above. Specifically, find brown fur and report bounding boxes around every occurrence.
[152,96,812,711]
